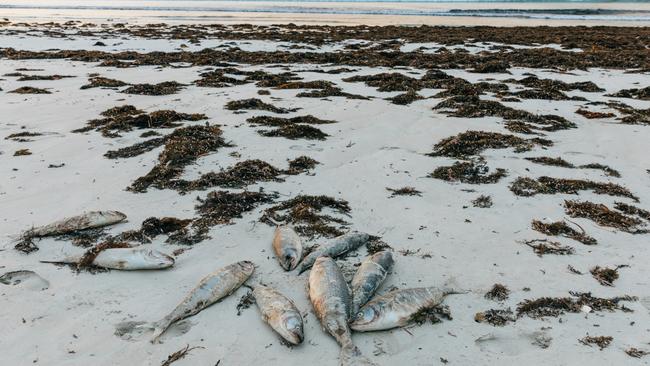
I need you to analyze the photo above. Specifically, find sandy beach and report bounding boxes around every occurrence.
[1,17,650,366]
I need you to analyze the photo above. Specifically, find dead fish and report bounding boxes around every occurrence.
[309,256,376,366]
[350,287,465,332]
[253,285,304,345]
[41,248,175,270]
[297,231,369,274]
[272,225,303,271]
[151,261,254,343]
[351,251,394,315]
[24,211,127,238]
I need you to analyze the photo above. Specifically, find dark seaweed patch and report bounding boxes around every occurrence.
[115,217,192,244]
[590,265,628,287]
[607,86,650,101]
[472,195,493,208]
[428,131,552,158]
[525,157,621,177]
[522,239,574,256]
[225,98,298,114]
[5,131,43,142]
[579,335,613,350]
[411,305,452,325]
[387,187,422,198]
[247,115,336,127]
[532,220,597,245]
[430,160,506,184]
[575,108,616,119]
[517,292,636,319]
[259,124,328,140]
[485,284,510,301]
[261,195,351,238]
[386,90,424,105]
[9,86,50,94]
[80,76,128,89]
[128,125,231,193]
[17,74,74,81]
[104,137,166,159]
[614,202,650,222]
[564,200,647,234]
[474,309,516,326]
[510,177,637,201]
[122,81,185,95]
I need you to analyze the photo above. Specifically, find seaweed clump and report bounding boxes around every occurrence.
[386,90,424,105]
[122,81,185,95]
[387,187,422,198]
[510,177,637,201]
[13,149,32,156]
[485,284,510,301]
[428,131,552,158]
[474,309,516,326]
[564,200,647,234]
[575,108,616,119]
[590,265,627,287]
[579,336,613,350]
[114,217,192,244]
[614,202,650,222]
[411,305,452,326]
[626,348,650,358]
[608,86,650,101]
[472,195,493,208]
[9,86,50,94]
[532,219,597,245]
[128,125,231,192]
[285,156,319,175]
[74,105,206,137]
[194,190,277,230]
[261,195,351,238]
[522,239,574,256]
[247,115,333,140]
[517,292,636,319]
[430,160,506,184]
[80,76,128,89]
[5,131,43,142]
[525,157,620,177]
[225,98,298,114]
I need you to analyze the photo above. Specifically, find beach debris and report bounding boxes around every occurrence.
[607,86,650,101]
[474,309,516,326]
[428,131,552,158]
[272,224,303,271]
[16,74,74,81]
[225,98,298,114]
[74,106,206,137]
[21,211,127,240]
[575,109,616,119]
[602,101,650,125]
[13,149,32,156]
[522,239,574,256]
[194,70,249,88]
[170,160,284,192]
[625,348,650,358]
[485,284,510,301]
[351,286,465,331]
[261,195,351,239]
[284,156,319,175]
[5,131,43,142]
[247,115,336,127]
[564,200,647,234]
[472,195,492,208]
[151,261,254,343]
[366,236,393,255]
[128,125,230,192]
[42,246,175,271]
[297,231,370,274]
[471,60,510,73]
[516,292,636,319]
[116,217,192,244]
[430,160,507,184]
[506,76,603,93]
[386,90,424,105]
[525,157,620,177]
[386,187,421,198]
[9,86,50,94]
[160,345,204,366]
[614,202,650,221]
[531,219,597,245]
[510,177,637,201]
[122,81,185,95]
[80,76,128,89]
[253,285,304,345]
[579,335,613,350]
[259,124,329,140]
[410,304,453,326]
[296,86,369,100]
[351,251,394,315]
[590,265,628,287]
[308,256,377,365]
[0,270,49,291]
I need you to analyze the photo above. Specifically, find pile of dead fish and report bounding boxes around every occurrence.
[9,212,463,366]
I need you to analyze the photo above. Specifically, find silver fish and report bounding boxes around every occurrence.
[41,248,175,270]
[253,285,304,345]
[24,211,127,238]
[297,231,369,274]
[151,261,254,343]
[309,256,376,366]
[350,287,464,332]
[272,225,303,271]
[351,251,394,315]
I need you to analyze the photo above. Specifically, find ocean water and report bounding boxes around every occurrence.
[1,0,649,22]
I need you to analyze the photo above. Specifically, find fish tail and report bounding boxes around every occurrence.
[340,343,376,366]
[150,318,171,344]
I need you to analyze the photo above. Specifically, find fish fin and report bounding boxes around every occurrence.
[340,343,377,366]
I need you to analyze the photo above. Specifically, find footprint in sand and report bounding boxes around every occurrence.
[475,330,552,355]
[114,320,193,342]
[0,270,49,291]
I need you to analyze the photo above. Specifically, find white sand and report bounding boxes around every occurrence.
[1,28,650,366]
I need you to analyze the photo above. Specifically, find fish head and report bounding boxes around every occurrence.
[350,304,380,331]
[106,211,128,221]
[237,260,256,276]
[280,249,301,271]
[143,250,175,268]
[280,314,304,345]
